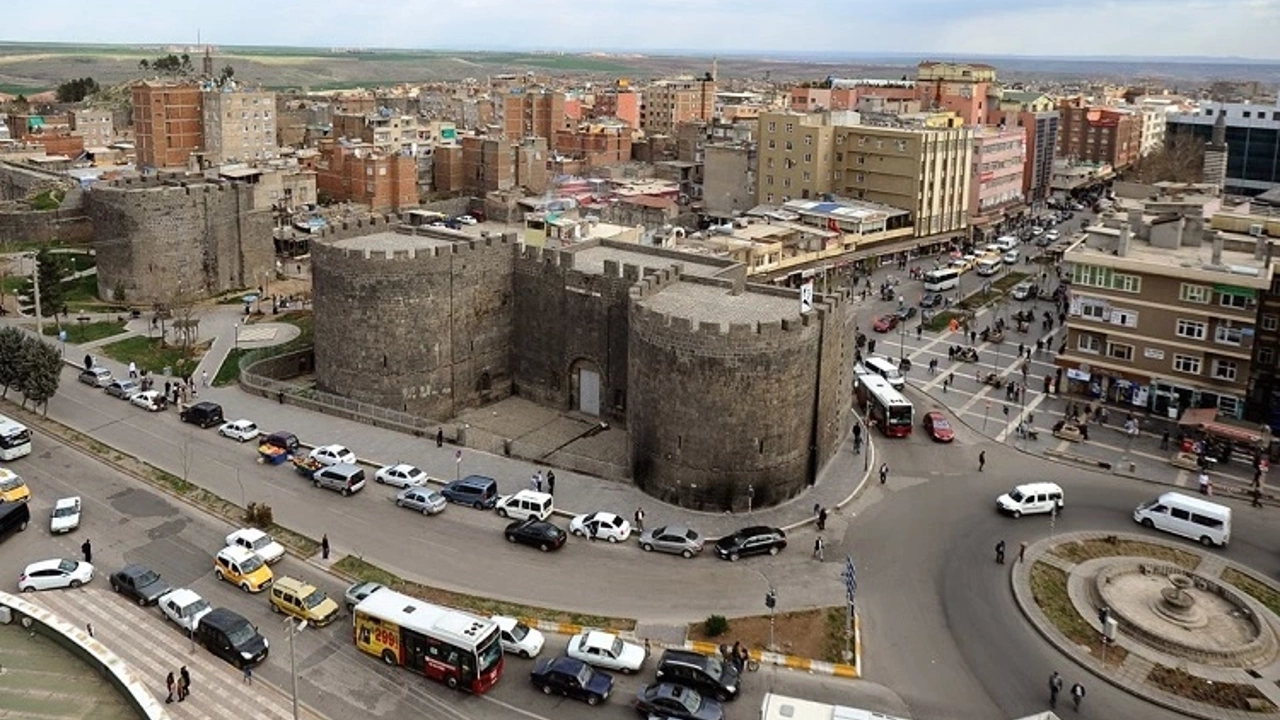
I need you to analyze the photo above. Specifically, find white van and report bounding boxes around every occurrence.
[996,482,1064,518]
[994,235,1019,252]
[976,258,1002,277]
[494,490,554,521]
[1133,492,1231,547]
[860,356,905,390]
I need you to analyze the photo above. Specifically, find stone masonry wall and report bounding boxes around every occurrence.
[627,271,824,511]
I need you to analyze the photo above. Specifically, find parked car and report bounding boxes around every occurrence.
[638,525,703,558]
[455,214,478,225]
[395,487,447,515]
[920,293,945,309]
[218,419,261,443]
[375,463,427,488]
[343,581,386,613]
[180,401,224,428]
[49,496,81,534]
[872,314,899,333]
[894,306,918,321]
[569,512,632,542]
[309,444,356,467]
[504,519,567,552]
[213,546,273,593]
[634,682,724,720]
[566,630,646,674]
[441,475,498,509]
[109,564,172,606]
[105,379,141,399]
[312,463,366,496]
[0,469,30,503]
[18,558,94,592]
[1011,280,1038,301]
[129,389,168,411]
[714,526,787,562]
[530,656,614,706]
[158,588,212,634]
[656,649,740,702]
[922,411,955,443]
[78,366,113,387]
[491,615,545,658]
[269,576,340,627]
[196,607,269,668]
[225,527,286,565]
[1003,250,1019,265]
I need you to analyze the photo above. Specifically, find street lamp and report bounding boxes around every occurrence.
[285,617,308,720]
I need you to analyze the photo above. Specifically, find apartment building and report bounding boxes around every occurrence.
[915,62,997,126]
[986,91,1059,207]
[555,121,632,168]
[333,108,420,153]
[1056,101,1142,170]
[133,82,203,169]
[969,125,1027,234]
[202,88,277,164]
[703,141,757,218]
[69,107,114,148]
[1134,104,1168,158]
[755,111,835,204]
[501,88,569,141]
[1059,201,1273,419]
[640,77,716,136]
[1165,100,1280,196]
[592,88,640,129]
[314,139,416,212]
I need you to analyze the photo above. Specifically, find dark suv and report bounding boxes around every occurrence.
[714,526,786,562]
[180,401,224,428]
[656,649,740,701]
[441,475,498,509]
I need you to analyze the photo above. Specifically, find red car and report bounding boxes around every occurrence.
[923,411,955,442]
[872,314,899,333]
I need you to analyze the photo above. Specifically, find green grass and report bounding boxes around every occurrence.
[61,274,99,304]
[42,319,126,344]
[30,189,64,211]
[992,271,1030,292]
[1223,567,1280,617]
[1029,562,1127,666]
[924,310,967,332]
[62,252,95,270]
[214,348,249,386]
[98,335,207,377]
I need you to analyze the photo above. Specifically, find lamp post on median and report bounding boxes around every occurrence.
[285,617,308,720]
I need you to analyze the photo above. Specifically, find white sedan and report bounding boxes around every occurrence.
[456,215,478,225]
[375,463,427,488]
[158,588,212,634]
[50,497,82,534]
[491,615,545,658]
[569,512,632,543]
[130,390,168,412]
[19,558,94,592]
[309,444,356,466]
[225,527,285,564]
[218,419,261,443]
[566,631,647,674]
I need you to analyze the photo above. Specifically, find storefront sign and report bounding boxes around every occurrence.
[1214,284,1257,298]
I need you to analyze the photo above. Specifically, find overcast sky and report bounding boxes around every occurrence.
[3,0,1278,59]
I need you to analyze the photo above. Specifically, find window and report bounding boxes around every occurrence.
[1177,281,1208,301]
[855,173,865,183]
[896,139,907,152]
[785,123,794,133]
[1214,323,1243,345]
[766,175,773,186]
[766,157,774,169]
[1220,293,1249,310]
[783,178,791,188]
[835,152,843,162]
[1173,354,1202,375]
[858,136,868,146]
[1078,300,1108,320]
[768,140,775,149]
[1072,264,1141,292]
[1260,347,1274,367]
[804,153,812,163]
[1113,274,1142,293]
[804,135,812,146]
[1216,396,1240,417]
[857,155,865,165]
[1212,359,1238,382]
[1110,309,1138,328]
[1077,334,1102,354]
[785,141,793,150]
[766,193,774,203]
[767,121,776,132]
[802,171,811,181]
[1106,343,1134,361]
[1176,319,1207,340]
[833,170,842,180]
[836,134,845,144]
[1264,315,1279,332]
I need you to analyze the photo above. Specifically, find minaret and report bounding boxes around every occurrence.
[1202,107,1228,191]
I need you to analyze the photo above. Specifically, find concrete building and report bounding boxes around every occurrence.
[987,91,1060,208]
[640,77,716,136]
[1056,101,1142,170]
[1059,197,1273,419]
[969,125,1026,236]
[314,139,417,212]
[593,88,640,129]
[915,62,997,126]
[132,82,203,169]
[69,107,114,149]
[332,108,421,154]
[703,141,758,218]
[501,88,569,141]
[755,111,835,205]
[1166,100,1280,196]
[1135,105,1168,158]
[201,87,277,165]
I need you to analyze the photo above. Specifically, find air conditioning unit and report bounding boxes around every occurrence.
[1250,224,1264,237]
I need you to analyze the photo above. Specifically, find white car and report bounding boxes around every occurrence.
[19,558,94,592]
[309,444,356,466]
[225,527,285,565]
[130,390,168,412]
[375,463,426,488]
[490,615,545,658]
[158,588,212,634]
[566,631,647,674]
[569,512,632,543]
[1045,229,1061,241]
[50,497,82,534]
[456,215,478,225]
[218,419,261,443]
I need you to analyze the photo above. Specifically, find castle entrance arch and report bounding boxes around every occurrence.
[571,359,602,416]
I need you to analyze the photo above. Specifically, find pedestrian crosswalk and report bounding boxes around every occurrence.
[30,587,320,720]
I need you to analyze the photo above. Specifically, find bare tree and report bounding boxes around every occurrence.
[1131,131,1205,185]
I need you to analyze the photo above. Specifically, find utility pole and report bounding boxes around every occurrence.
[31,253,43,335]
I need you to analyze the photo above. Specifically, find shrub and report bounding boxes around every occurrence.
[703,614,729,638]
[245,502,274,528]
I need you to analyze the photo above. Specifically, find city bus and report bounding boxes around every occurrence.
[0,415,32,461]
[923,268,961,292]
[854,373,914,438]
[761,692,911,720]
[353,588,504,693]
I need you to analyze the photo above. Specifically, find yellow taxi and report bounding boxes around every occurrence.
[269,576,340,627]
[0,468,31,504]
[214,546,274,593]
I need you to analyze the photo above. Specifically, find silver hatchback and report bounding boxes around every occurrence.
[638,525,703,559]
[395,487,446,515]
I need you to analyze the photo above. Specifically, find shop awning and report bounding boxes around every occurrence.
[1214,284,1258,299]
[1178,407,1266,445]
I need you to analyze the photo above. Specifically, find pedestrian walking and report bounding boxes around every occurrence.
[1198,471,1210,495]
[817,507,828,531]
[1071,682,1085,711]
[978,451,986,472]
[995,540,1006,564]
[916,325,922,340]
[1160,429,1170,450]
[813,536,825,561]
[546,471,555,496]
[1253,487,1264,508]
[1049,671,1063,708]
[128,361,137,379]
[633,507,645,531]
[852,424,862,445]
[165,671,176,703]
[84,354,93,371]
[243,664,253,684]
[436,428,444,448]
[201,369,209,387]
[1019,541,1027,562]
[942,375,949,393]
[180,666,191,699]
[879,463,889,485]
[321,534,330,560]
[81,539,92,563]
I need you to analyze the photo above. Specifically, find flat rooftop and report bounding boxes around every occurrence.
[0,622,139,720]
[329,231,458,252]
[1067,228,1271,286]
[638,281,800,325]
[570,245,726,278]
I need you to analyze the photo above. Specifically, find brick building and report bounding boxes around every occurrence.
[915,62,996,126]
[501,88,569,141]
[132,82,203,169]
[314,139,417,212]
[593,88,640,129]
[1056,100,1142,170]
[640,77,716,136]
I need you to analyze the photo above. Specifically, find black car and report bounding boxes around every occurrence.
[714,526,786,562]
[634,682,724,720]
[180,401,224,429]
[196,607,269,668]
[919,293,944,309]
[530,656,614,706]
[109,564,172,606]
[656,649,740,701]
[894,305,918,321]
[505,519,567,552]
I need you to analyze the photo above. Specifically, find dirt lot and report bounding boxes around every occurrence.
[686,608,849,662]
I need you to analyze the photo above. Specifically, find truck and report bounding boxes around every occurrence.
[760,693,911,720]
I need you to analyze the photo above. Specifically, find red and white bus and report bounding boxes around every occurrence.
[353,589,504,693]
[855,372,914,437]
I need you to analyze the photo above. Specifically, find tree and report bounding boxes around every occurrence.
[219,65,235,84]
[17,336,61,415]
[55,77,99,103]
[1130,131,1205,185]
[139,54,194,78]
[20,249,71,321]
[0,326,24,399]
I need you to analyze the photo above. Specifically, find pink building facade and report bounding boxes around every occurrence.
[969,125,1027,233]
